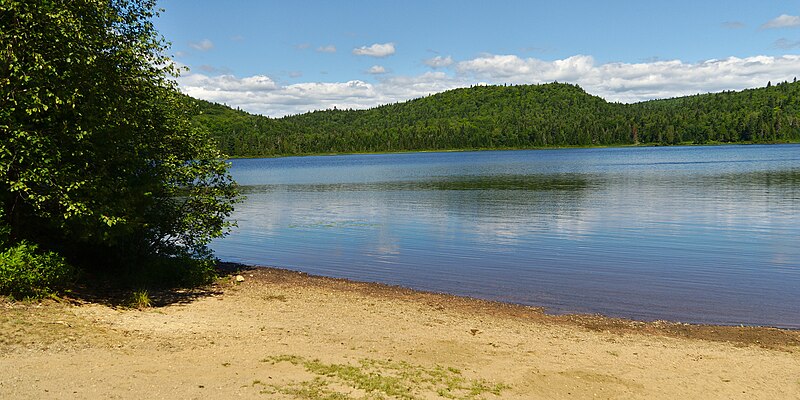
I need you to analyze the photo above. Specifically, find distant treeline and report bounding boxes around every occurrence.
[188,81,800,157]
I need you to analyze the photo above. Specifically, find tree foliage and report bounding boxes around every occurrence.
[190,81,800,157]
[0,0,238,288]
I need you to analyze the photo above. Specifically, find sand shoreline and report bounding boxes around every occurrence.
[2,265,799,399]
[219,264,800,348]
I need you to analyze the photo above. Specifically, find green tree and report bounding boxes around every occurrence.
[0,0,238,287]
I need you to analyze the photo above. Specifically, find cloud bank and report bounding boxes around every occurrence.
[178,54,800,117]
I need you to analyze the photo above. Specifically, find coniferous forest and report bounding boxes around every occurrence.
[189,80,800,157]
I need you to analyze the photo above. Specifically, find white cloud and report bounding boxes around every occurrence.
[367,65,387,74]
[177,54,800,117]
[352,42,396,57]
[180,73,382,116]
[456,54,596,83]
[316,45,337,53]
[424,55,454,68]
[181,74,278,93]
[454,54,800,102]
[178,71,459,116]
[762,14,800,29]
[376,72,462,99]
[189,39,214,51]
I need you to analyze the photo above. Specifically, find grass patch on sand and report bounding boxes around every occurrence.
[127,289,152,309]
[259,355,508,399]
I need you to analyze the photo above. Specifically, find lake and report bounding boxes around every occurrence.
[212,145,800,329]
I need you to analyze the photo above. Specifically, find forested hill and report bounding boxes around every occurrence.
[188,81,800,157]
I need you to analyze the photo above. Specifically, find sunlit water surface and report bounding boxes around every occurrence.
[212,145,800,328]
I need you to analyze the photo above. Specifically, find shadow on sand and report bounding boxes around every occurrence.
[64,262,258,308]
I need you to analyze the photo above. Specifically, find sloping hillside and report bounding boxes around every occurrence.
[188,81,800,157]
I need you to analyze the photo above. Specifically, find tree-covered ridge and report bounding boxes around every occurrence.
[190,81,800,157]
[628,81,800,144]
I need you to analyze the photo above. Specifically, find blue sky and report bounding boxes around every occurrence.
[155,1,800,116]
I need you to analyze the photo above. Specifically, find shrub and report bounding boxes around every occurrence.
[0,242,76,299]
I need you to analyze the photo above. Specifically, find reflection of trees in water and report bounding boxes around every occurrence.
[719,170,800,191]
[417,175,592,224]
[418,175,591,191]
[233,169,800,245]
[626,170,800,213]
[239,169,800,196]
[656,170,800,191]
[238,174,590,193]
[235,174,596,244]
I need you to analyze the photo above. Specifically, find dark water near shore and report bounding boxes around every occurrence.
[212,145,800,328]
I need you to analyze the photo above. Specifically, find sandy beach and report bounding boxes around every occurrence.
[1,266,799,399]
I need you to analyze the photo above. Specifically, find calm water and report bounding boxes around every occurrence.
[212,145,800,328]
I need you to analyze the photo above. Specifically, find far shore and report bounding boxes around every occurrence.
[223,140,800,160]
[2,265,799,399]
